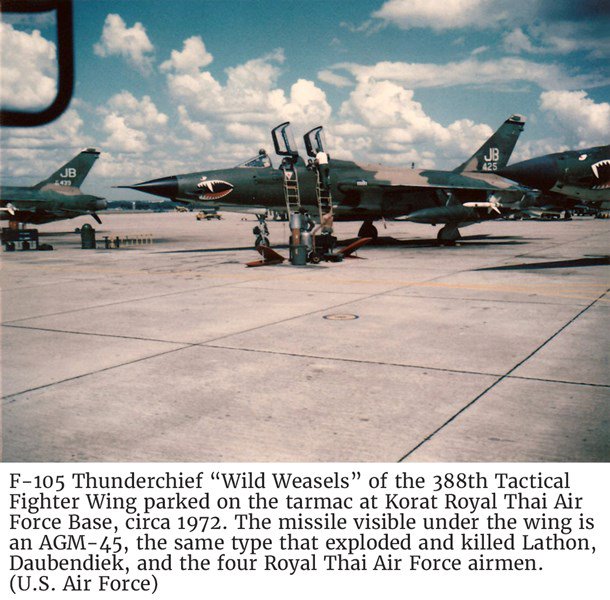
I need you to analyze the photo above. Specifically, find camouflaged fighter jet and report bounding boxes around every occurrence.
[0,148,106,225]
[498,144,610,216]
[121,115,527,243]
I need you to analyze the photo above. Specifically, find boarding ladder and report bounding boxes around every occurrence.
[315,173,333,229]
[281,161,301,215]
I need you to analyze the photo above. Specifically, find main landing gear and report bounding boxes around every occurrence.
[358,220,378,240]
[437,224,461,245]
[253,214,270,247]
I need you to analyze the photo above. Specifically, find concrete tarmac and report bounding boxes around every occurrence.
[2,212,609,462]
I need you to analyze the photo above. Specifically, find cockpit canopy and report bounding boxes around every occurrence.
[236,151,272,169]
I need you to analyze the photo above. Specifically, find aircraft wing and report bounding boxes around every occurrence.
[338,178,524,193]
[3,207,100,225]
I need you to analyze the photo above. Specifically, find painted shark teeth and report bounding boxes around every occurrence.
[591,159,610,179]
[591,159,610,189]
[195,179,234,200]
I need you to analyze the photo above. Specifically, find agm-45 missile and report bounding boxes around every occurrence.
[403,204,486,225]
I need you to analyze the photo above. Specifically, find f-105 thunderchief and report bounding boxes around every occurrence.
[1,148,106,225]
[498,144,610,218]
[121,115,529,246]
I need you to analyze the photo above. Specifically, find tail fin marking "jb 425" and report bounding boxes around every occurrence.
[453,114,525,174]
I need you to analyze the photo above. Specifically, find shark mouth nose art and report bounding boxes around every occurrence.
[591,160,610,189]
[197,178,234,200]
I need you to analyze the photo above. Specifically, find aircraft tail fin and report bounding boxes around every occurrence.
[453,114,525,174]
[33,148,100,189]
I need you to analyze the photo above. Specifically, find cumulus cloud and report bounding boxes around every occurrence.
[163,49,286,122]
[161,44,332,158]
[370,0,604,32]
[283,79,332,123]
[93,14,155,75]
[106,91,168,129]
[225,122,267,143]
[372,0,509,31]
[177,106,213,142]
[155,41,510,170]
[317,69,353,88]
[1,109,89,151]
[511,138,570,162]
[503,23,610,58]
[160,36,213,73]
[0,22,57,110]
[98,92,168,152]
[334,79,495,167]
[503,27,540,54]
[539,90,610,147]
[326,57,608,91]
[0,109,95,182]
[101,114,149,153]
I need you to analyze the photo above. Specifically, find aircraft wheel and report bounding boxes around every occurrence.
[564,211,572,220]
[309,253,321,264]
[255,236,269,248]
[358,221,378,239]
[437,225,460,245]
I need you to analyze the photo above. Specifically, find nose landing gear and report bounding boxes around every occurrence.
[253,214,270,247]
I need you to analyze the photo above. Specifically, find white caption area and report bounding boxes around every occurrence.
[2,463,608,599]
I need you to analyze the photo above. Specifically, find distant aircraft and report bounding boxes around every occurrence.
[0,148,106,225]
[498,144,610,216]
[121,115,527,243]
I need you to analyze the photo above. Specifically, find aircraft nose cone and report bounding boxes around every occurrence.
[499,156,558,191]
[118,176,179,199]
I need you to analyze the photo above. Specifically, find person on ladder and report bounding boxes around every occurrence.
[314,149,330,191]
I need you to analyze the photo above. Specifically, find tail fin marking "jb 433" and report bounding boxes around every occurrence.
[33,148,100,190]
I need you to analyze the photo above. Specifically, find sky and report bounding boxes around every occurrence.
[1,0,609,200]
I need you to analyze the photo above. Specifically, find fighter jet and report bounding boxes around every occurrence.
[498,144,610,216]
[121,115,527,243]
[1,148,106,225]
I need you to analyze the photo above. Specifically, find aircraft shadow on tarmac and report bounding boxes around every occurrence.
[478,256,610,271]
[39,231,81,237]
[359,234,530,248]
[158,234,531,254]
[158,245,288,254]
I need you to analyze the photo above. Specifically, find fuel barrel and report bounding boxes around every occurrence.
[80,223,96,249]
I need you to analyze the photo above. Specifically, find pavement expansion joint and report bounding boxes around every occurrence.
[1,279,252,325]
[507,375,610,389]
[2,323,189,346]
[384,292,599,306]
[2,344,194,405]
[200,344,501,378]
[398,287,609,462]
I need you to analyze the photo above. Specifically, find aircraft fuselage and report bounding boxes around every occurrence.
[126,158,524,222]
